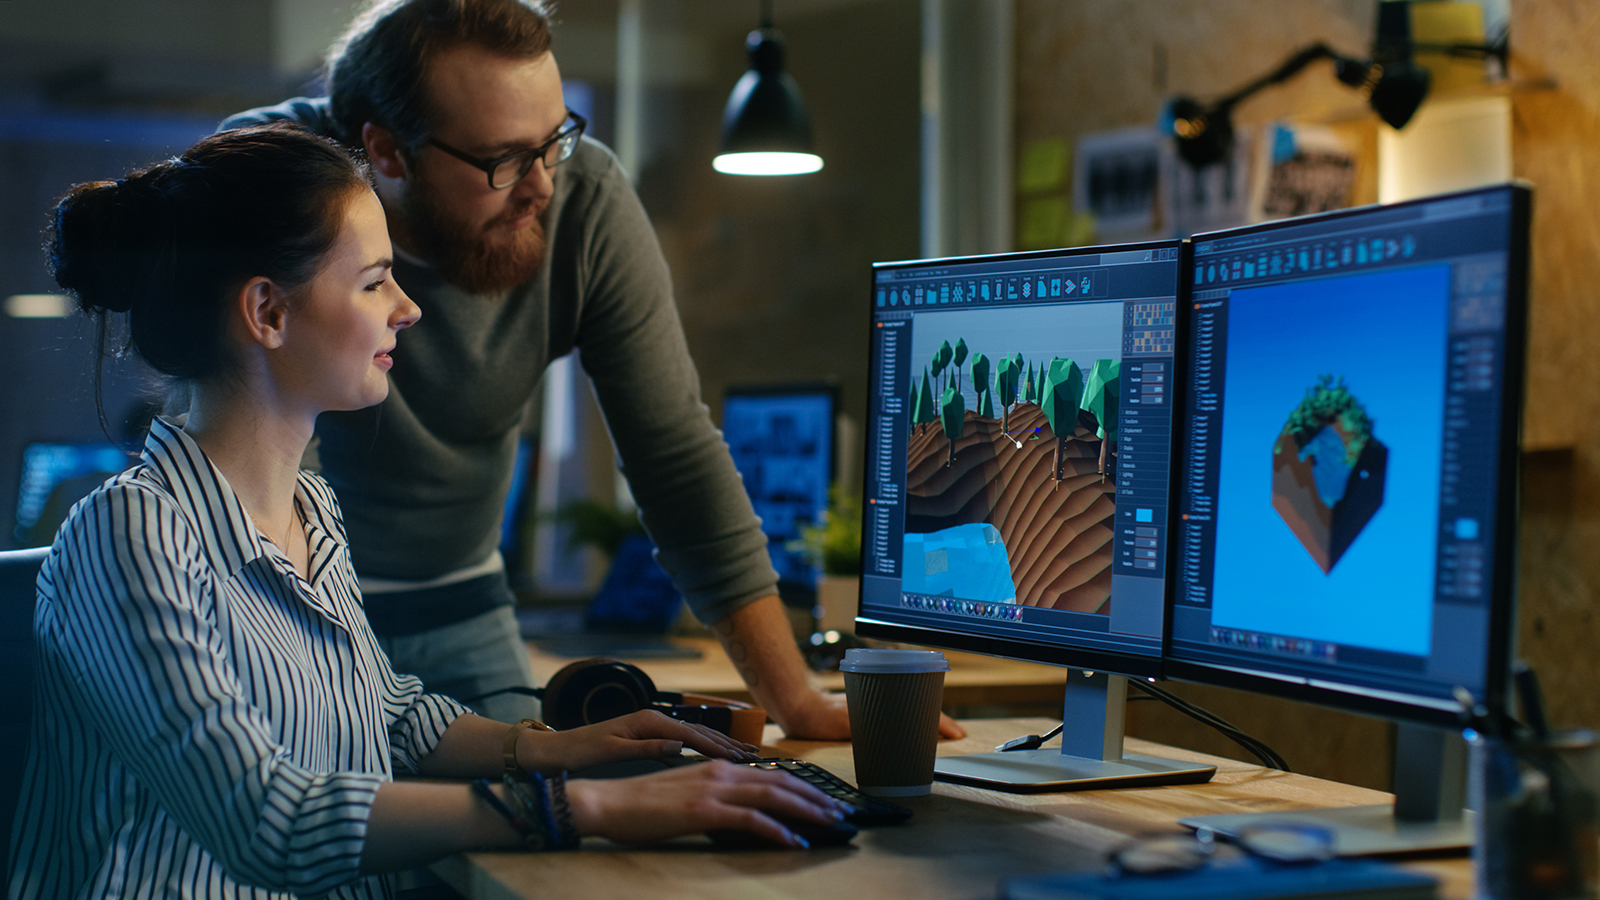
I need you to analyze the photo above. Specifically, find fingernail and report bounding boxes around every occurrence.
[665,741,683,753]
[791,832,811,849]
[827,808,846,821]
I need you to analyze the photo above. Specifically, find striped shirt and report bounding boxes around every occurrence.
[8,418,470,899]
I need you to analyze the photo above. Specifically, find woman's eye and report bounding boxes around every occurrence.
[365,279,385,292]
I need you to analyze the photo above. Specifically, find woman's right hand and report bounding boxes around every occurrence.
[565,760,850,848]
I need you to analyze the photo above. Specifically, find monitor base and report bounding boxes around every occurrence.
[1179,805,1473,857]
[935,749,1216,794]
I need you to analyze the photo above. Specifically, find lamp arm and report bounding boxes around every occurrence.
[1213,43,1338,112]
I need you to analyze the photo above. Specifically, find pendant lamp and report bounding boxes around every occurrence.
[713,0,823,176]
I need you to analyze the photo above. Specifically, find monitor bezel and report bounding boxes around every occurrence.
[721,381,841,605]
[1161,183,1532,727]
[853,238,1184,682]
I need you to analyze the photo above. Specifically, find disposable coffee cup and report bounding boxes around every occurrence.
[839,648,949,797]
[1469,728,1600,900]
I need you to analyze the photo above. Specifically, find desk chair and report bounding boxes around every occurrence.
[0,547,46,867]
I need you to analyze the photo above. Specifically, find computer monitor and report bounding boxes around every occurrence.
[854,241,1215,791]
[1168,184,1531,853]
[722,384,837,607]
[14,442,131,547]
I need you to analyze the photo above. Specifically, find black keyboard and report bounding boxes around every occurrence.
[743,758,913,826]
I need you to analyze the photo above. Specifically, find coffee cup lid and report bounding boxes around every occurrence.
[837,648,950,673]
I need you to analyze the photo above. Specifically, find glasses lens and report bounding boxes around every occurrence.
[493,151,540,190]
[1111,836,1210,875]
[547,130,580,168]
[1236,823,1335,864]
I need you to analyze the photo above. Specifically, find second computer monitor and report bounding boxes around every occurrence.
[855,242,1181,678]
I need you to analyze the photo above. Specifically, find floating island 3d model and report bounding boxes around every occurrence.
[1272,374,1387,573]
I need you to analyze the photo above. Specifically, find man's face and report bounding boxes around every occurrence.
[401,44,568,295]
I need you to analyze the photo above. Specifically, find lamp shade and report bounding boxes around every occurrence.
[713,28,822,176]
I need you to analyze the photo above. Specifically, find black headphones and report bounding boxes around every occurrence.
[467,657,767,745]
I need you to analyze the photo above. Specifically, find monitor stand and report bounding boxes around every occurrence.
[1179,722,1472,856]
[934,669,1217,793]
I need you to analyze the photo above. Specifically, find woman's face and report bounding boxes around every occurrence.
[278,188,420,413]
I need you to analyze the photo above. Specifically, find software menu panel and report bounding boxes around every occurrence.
[861,244,1180,660]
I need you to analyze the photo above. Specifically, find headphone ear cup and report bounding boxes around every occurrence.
[540,658,660,731]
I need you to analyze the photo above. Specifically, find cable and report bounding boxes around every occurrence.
[1131,682,1291,772]
[996,685,1290,772]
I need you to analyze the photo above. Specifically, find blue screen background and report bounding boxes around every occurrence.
[1209,263,1450,657]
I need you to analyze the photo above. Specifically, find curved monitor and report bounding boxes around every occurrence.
[854,241,1183,680]
[1166,184,1531,728]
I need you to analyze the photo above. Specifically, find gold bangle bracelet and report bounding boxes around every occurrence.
[503,717,555,773]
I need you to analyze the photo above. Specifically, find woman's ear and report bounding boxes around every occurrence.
[236,276,289,350]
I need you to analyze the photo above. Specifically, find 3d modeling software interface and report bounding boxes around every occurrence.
[860,244,1180,660]
[1172,187,1523,711]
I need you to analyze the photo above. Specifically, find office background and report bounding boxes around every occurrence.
[1,0,1597,795]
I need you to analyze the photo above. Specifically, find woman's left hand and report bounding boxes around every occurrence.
[516,709,761,772]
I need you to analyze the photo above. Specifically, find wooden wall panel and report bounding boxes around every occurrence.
[1016,0,1600,790]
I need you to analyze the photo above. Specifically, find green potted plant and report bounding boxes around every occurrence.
[793,486,862,635]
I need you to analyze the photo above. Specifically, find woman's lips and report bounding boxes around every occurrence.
[374,347,395,370]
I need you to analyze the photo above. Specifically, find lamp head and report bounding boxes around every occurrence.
[1368,60,1431,129]
[714,28,823,176]
[1166,95,1235,169]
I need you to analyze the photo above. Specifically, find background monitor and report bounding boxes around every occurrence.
[722,383,837,607]
[854,241,1213,791]
[1169,184,1530,852]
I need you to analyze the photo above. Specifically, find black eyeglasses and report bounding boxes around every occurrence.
[427,110,587,190]
[1108,824,1334,877]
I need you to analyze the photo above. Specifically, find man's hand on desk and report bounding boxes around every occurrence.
[517,709,761,772]
[566,759,848,848]
[712,595,969,742]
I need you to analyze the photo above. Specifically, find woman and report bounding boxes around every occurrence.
[8,125,843,899]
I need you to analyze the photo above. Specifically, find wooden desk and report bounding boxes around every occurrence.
[432,718,1472,900]
[527,637,1067,711]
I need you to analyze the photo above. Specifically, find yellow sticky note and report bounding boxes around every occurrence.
[1018,197,1067,250]
[1018,139,1070,194]
[1410,1,1487,92]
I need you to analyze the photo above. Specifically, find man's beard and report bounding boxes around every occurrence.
[401,169,549,296]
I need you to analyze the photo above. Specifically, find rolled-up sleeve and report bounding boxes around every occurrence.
[44,485,382,896]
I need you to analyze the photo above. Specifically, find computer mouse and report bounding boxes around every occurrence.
[709,815,859,850]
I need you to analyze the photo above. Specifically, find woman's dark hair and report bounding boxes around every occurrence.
[327,0,552,150]
[46,124,371,426]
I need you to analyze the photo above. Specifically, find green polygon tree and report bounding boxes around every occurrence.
[970,352,992,419]
[953,338,968,392]
[1081,358,1121,479]
[1041,357,1084,484]
[994,353,1021,436]
[912,366,937,434]
[932,340,953,396]
[1022,360,1035,404]
[940,384,965,466]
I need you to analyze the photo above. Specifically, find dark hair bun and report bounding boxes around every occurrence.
[48,167,179,316]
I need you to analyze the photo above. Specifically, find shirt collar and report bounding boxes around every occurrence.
[140,418,350,596]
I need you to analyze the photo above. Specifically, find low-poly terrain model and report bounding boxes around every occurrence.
[1271,374,1388,573]
[903,341,1120,613]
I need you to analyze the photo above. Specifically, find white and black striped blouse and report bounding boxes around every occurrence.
[8,418,470,899]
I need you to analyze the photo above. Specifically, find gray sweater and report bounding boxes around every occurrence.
[221,99,778,625]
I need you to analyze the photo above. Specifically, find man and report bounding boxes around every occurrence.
[224,0,962,740]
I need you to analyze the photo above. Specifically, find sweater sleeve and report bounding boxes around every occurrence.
[567,144,780,624]
[217,96,337,137]
[43,484,381,895]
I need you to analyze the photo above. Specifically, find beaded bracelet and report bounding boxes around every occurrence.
[474,770,579,851]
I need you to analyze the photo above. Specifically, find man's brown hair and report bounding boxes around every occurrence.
[326,0,552,150]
